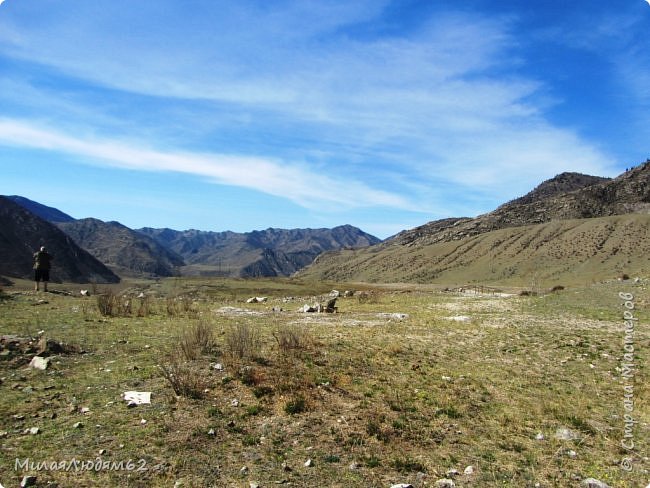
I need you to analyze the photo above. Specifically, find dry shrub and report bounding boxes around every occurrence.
[225,323,261,360]
[96,290,132,317]
[272,324,310,355]
[159,353,209,399]
[179,321,216,361]
[137,295,154,317]
[357,292,379,305]
[166,296,196,317]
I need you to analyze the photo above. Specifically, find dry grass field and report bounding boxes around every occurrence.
[0,277,648,487]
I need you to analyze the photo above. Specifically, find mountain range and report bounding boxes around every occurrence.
[1,196,380,281]
[2,160,649,286]
[298,161,650,285]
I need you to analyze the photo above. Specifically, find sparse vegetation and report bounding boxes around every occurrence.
[0,277,647,487]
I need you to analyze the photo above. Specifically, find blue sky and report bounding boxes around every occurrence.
[0,0,649,239]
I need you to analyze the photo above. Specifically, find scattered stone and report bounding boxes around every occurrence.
[246,297,268,303]
[535,432,545,441]
[0,431,8,439]
[434,479,455,488]
[281,462,292,472]
[566,450,577,458]
[240,466,249,475]
[20,476,37,488]
[349,462,360,471]
[27,427,40,435]
[80,407,91,414]
[231,399,240,407]
[123,391,151,405]
[211,362,224,371]
[29,356,49,370]
[390,484,414,488]
[80,290,90,296]
[272,306,283,312]
[99,449,107,455]
[343,290,355,297]
[140,418,147,425]
[208,428,215,436]
[250,483,260,488]
[446,468,460,477]
[447,315,471,322]
[73,422,83,429]
[464,465,474,475]
[304,458,314,467]
[581,479,611,488]
[555,427,580,441]
[329,290,340,297]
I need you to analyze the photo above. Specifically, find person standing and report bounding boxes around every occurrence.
[33,246,53,292]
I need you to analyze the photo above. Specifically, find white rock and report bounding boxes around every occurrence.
[390,484,414,488]
[20,476,37,488]
[240,466,249,475]
[29,356,49,370]
[535,432,545,440]
[231,399,240,407]
[207,428,215,436]
[448,315,471,322]
[123,391,151,405]
[140,418,147,425]
[28,427,40,435]
[435,479,455,488]
[446,468,460,477]
[464,465,474,475]
[581,479,611,488]
[555,427,580,441]
[73,422,83,429]
[566,450,577,458]
[304,458,314,467]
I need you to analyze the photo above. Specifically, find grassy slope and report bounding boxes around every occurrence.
[299,214,650,288]
[0,278,648,487]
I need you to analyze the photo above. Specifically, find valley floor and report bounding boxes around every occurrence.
[0,278,648,487]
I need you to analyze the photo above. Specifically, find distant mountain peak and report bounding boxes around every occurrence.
[6,195,76,223]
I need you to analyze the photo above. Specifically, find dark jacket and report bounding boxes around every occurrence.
[33,251,53,270]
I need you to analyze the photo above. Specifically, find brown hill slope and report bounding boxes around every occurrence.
[300,214,650,286]
[299,162,650,285]
[57,218,185,278]
[0,197,120,284]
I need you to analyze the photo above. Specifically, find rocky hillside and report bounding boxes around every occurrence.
[139,225,381,278]
[394,161,650,246]
[0,197,120,283]
[300,161,650,285]
[57,218,185,277]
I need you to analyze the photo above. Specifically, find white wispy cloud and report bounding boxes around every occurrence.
[0,118,411,210]
[0,1,624,218]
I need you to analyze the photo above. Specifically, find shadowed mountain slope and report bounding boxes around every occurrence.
[139,225,381,278]
[57,218,185,278]
[0,197,120,283]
